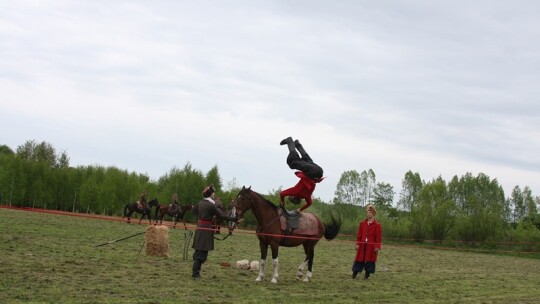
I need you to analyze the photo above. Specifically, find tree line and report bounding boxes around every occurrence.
[331,168,540,253]
[1,140,539,253]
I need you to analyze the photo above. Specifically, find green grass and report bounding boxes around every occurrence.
[1,208,540,304]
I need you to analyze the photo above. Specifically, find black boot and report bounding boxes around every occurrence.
[282,139,297,154]
[364,272,370,279]
[280,137,293,146]
[294,140,308,158]
[352,271,358,279]
[192,259,202,279]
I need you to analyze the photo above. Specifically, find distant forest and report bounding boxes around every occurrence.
[1,140,539,253]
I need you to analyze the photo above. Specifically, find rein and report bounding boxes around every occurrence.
[214,205,237,241]
[237,193,281,234]
[213,231,232,241]
[256,212,281,233]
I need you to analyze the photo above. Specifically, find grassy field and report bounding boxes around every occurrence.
[1,207,540,304]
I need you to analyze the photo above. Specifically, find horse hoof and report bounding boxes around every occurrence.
[255,277,263,282]
[271,278,278,284]
[303,277,311,282]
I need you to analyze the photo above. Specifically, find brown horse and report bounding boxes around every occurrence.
[232,186,341,283]
[123,198,159,224]
[154,203,193,229]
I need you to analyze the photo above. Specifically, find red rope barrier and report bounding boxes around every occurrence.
[2,205,539,255]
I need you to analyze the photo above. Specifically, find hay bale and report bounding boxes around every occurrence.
[145,225,169,257]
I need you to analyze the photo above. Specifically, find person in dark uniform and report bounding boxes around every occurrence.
[170,192,180,215]
[192,184,236,279]
[279,137,325,212]
[139,191,149,210]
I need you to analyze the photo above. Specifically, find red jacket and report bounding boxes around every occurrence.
[280,171,319,210]
[354,219,382,262]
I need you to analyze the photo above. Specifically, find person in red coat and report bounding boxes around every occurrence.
[279,137,324,213]
[352,204,382,279]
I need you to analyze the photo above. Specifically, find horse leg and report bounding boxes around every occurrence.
[256,241,268,282]
[296,258,309,281]
[270,244,279,284]
[154,207,159,224]
[138,211,144,225]
[127,210,133,224]
[302,243,315,282]
[178,214,187,230]
[158,212,164,225]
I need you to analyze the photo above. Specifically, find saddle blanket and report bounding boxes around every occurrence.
[279,212,319,236]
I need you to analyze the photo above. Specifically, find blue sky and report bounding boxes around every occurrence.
[1,1,539,202]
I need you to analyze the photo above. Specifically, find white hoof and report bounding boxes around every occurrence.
[303,276,311,282]
[271,277,278,283]
[255,276,263,282]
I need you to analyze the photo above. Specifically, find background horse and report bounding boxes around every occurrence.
[154,203,193,229]
[232,186,341,283]
[123,198,159,224]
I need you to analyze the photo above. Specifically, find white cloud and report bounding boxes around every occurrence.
[1,1,540,202]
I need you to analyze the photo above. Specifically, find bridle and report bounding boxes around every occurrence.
[232,192,281,234]
[213,203,236,241]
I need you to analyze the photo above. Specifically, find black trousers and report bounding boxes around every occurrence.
[352,261,376,274]
[286,152,323,180]
[192,250,209,277]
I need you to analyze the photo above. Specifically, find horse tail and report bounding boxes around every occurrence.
[323,215,341,240]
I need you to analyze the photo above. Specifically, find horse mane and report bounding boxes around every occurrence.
[240,187,278,211]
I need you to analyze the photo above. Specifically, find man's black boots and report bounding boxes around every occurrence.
[294,140,309,157]
[192,259,202,278]
[280,137,296,153]
[280,137,293,146]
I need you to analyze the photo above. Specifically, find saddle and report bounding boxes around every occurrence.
[137,201,149,210]
[169,204,180,215]
[281,208,301,230]
[278,207,318,236]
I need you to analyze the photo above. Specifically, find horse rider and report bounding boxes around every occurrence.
[139,191,149,210]
[192,184,237,279]
[170,192,180,215]
[279,137,324,213]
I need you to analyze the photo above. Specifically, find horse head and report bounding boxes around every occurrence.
[180,203,193,215]
[234,186,253,222]
[148,198,159,207]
